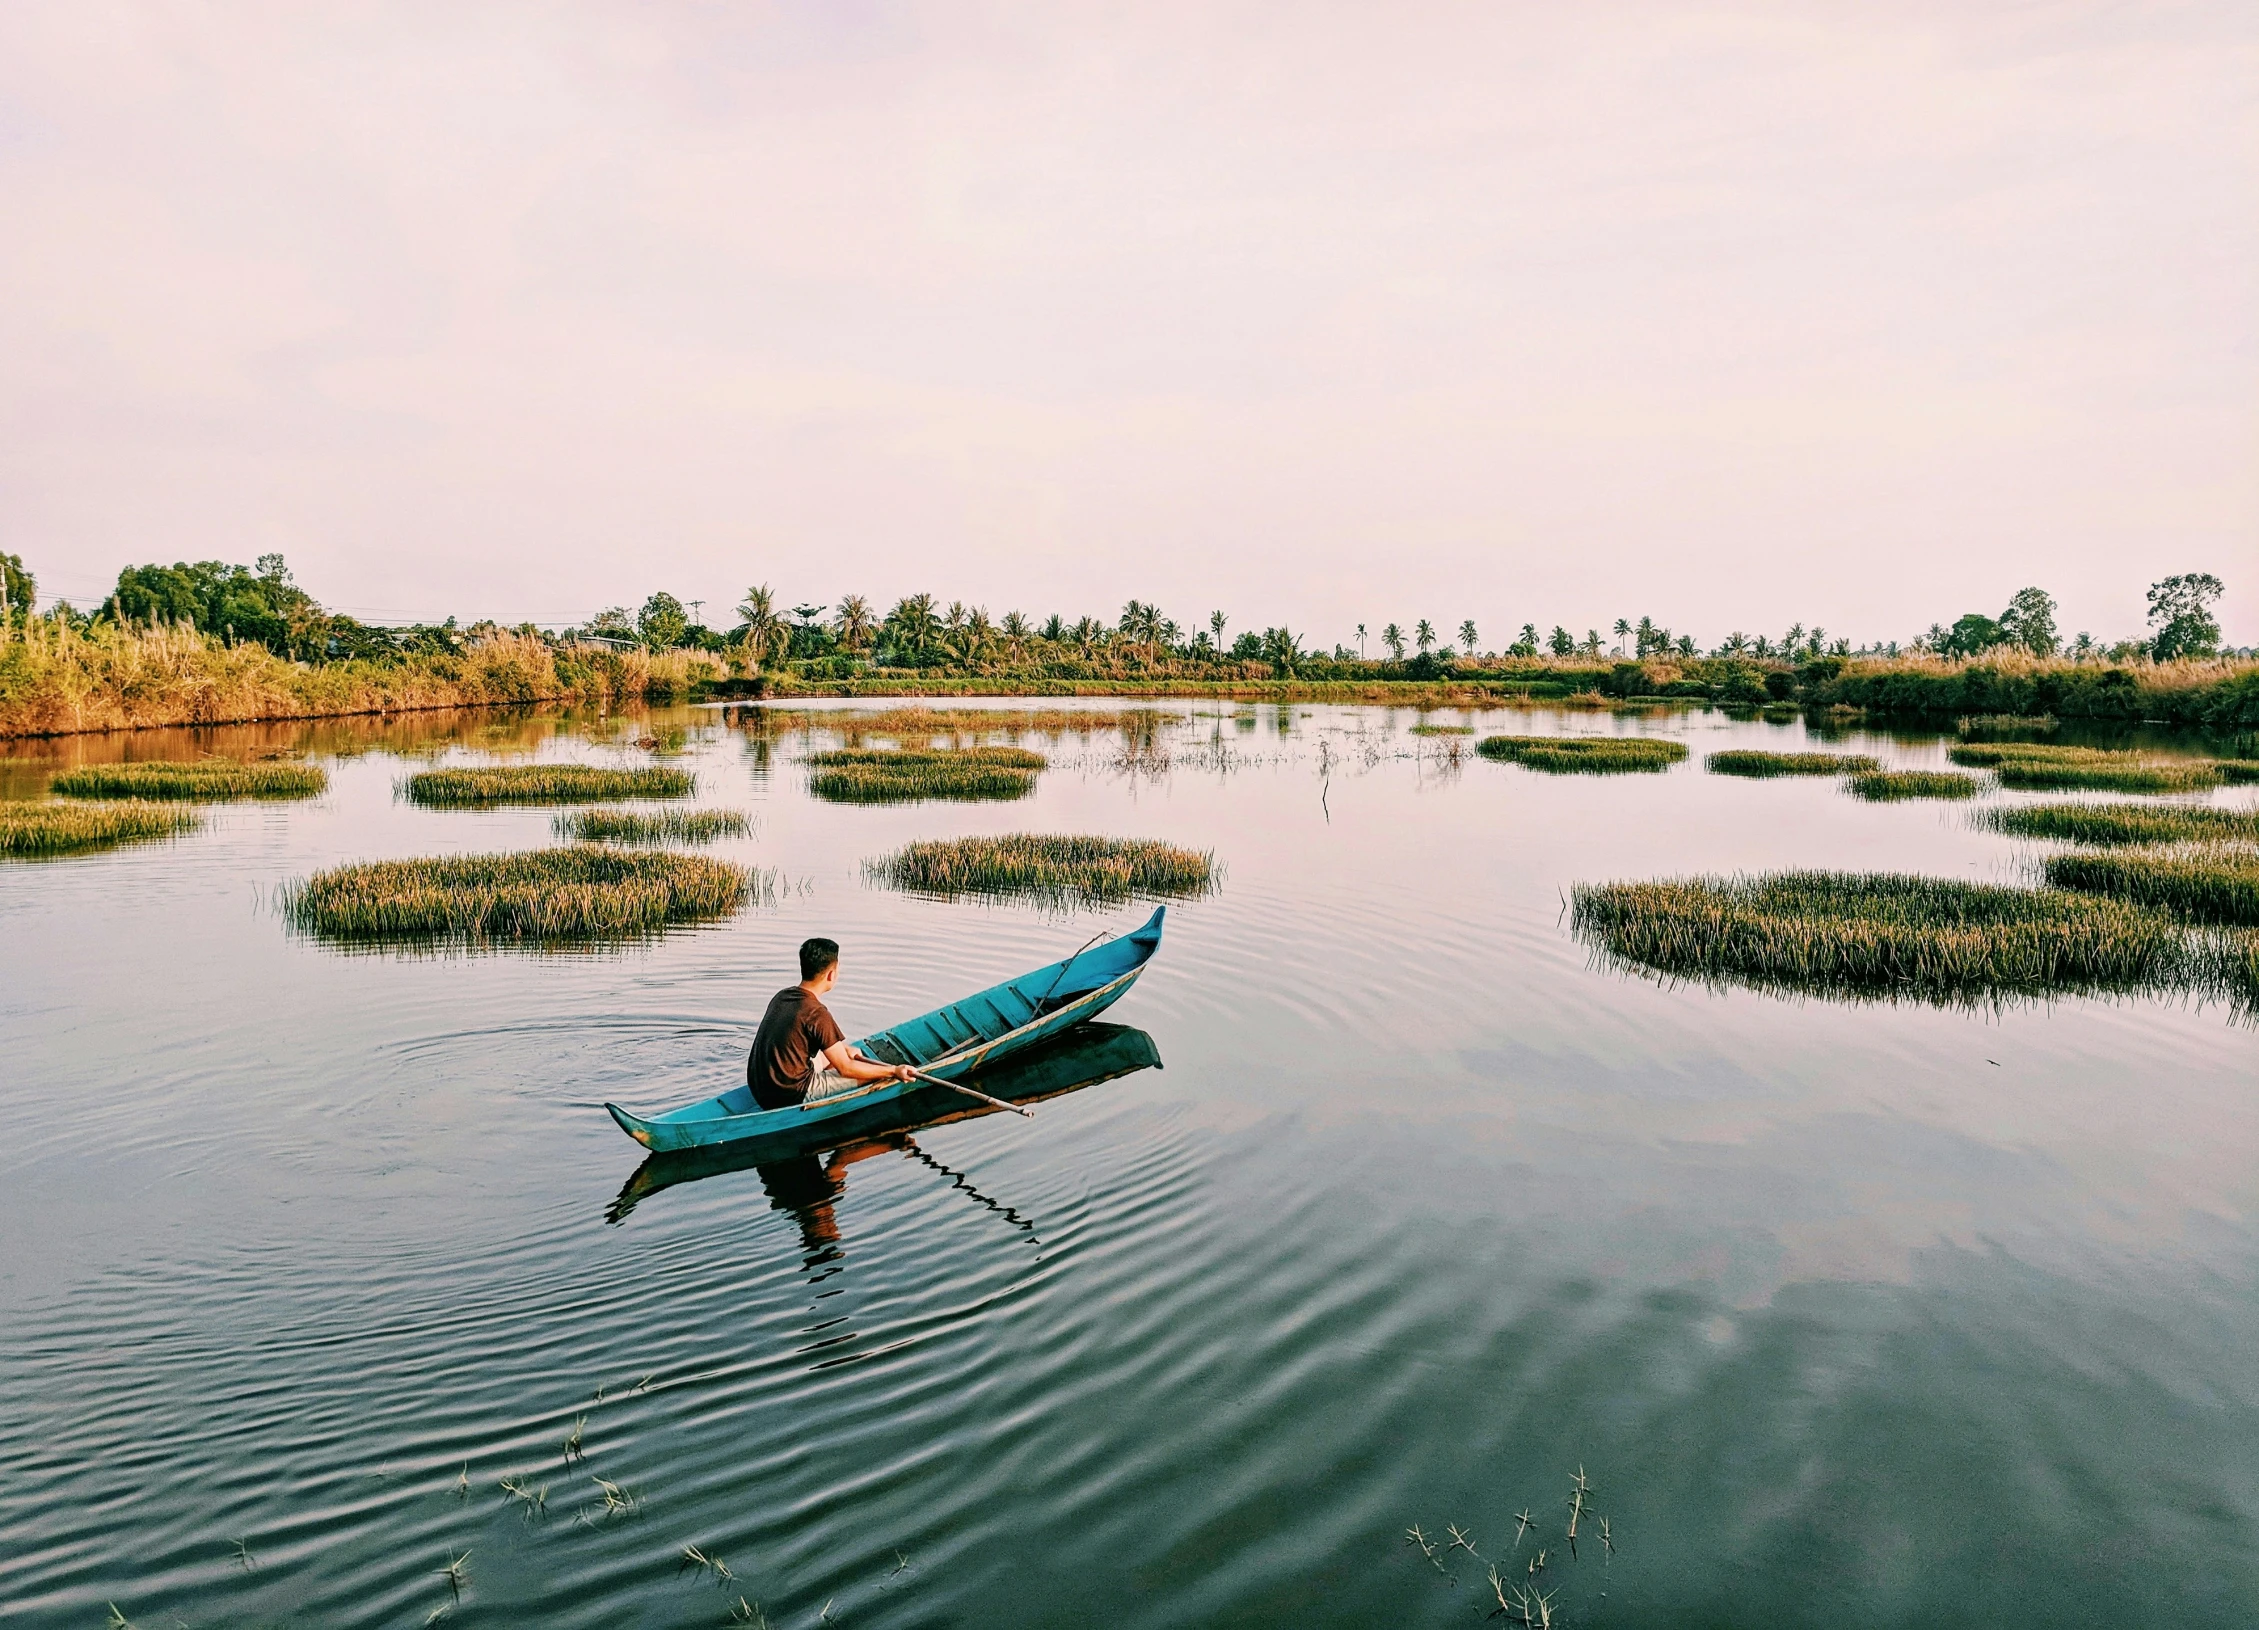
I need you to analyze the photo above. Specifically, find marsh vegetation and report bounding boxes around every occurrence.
[1477,735,1688,773]
[0,800,202,856]
[1706,749,1881,777]
[1981,803,2259,846]
[2043,844,2259,926]
[51,760,327,800]
[403,765,695,806]
[866,833,1216,906]
[285,847,756,944]
[551,808,752,845]
[806,746,1046,804]
[1948,742,2224,793]
[1570,872,2182,1001]
[1847,769,1981,801]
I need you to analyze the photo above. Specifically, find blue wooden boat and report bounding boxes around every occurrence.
[605,1023,1164,1221]
[605,906,1168,1153]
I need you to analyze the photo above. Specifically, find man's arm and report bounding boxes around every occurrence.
[822,1040,916,1084]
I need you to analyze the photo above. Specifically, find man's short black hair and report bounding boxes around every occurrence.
[799,937,840,981]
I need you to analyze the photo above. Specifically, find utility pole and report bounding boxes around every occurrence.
[688,599,704,629]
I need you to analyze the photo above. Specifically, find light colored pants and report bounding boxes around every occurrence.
[803,1065,860,1102]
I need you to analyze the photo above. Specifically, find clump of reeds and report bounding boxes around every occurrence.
[404,765,694,806]
[1409,723,1476,736]
[1476,735,1688,774]
[866,833,1215,905]
[807,746,1044,804]
[284,847,754,944]
[0,800,202,856]
[551,808,751,844]
[1705,750,1881,777]
[2043,843,2259,926]
[1569,871,2183,1000]
[1980,803,2259,846]
[1957,713,2057,740]
[1847,769,1980,801]
[761,705,1153,737]
[50,760,327,801]
[1947,742,2221,793]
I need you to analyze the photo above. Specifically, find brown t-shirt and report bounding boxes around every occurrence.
[747,986,845,1108]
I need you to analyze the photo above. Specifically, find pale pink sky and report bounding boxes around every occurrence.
[2,2,2253,648]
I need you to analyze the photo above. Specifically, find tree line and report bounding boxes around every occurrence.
[0,552,2235,674]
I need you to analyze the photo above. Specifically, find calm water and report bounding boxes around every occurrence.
[2,702,2254,1628]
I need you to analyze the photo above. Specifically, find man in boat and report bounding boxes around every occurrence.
[747,937,917,1110]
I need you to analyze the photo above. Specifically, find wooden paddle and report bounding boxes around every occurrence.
[902,1064,1032,1118]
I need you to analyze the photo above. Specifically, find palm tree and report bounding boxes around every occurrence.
[1355,622,1368,658]
[1722,630,1749,656]
[1634,615,1655,656]
[1259,626,1302,675]
[1382,622,1406,660]
[1613,617,1631,656]
[832,594,876,652]
[1459,620,1478,656]
[1414,619,1436,654]
[1581,629,1603,658]
[1210,610,1227,649]
[1001,609,1030,661]
[1784,622,1804,655]
[1807,626,1827,656]
[884,593,939,663]
[1517,623,1538,656]
[736,584,784,668]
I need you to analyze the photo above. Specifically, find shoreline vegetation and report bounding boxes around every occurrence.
[6,614,2256,742]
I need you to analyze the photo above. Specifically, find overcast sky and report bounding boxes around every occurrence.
[2,2,2252,649]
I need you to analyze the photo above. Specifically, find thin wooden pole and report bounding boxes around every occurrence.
[905,1065,1032,1118]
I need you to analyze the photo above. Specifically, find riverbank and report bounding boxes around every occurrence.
[0,619,724,738]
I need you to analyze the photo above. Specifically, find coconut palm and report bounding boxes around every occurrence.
[1459,620,1478,656]
[1414,619,1436,654]
[832,594,876,652]
[1581,629,1603,658]
[736,584,785,668]
[1210,610,1227,649]
[1354,622,1368,658]
[1259,626,1302,674]
[1382,622,1405,660]
[1613,617,1631,656]
[884,593,939,662]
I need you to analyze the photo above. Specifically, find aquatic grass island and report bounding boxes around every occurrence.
[1476,734,1689,773]
[402,764,695,806]
[1981,802,2259,847]
[0,799,203,857]
[551,808,752,844]
[51,760,328,801]
[1569,871,2186,1002]
[1847,769,1982,801]
[806,746,1046,804]
[2042,843,2259,926]
[867,833,1216,906]
[1706,749,1882,777]
[284,847,756,945]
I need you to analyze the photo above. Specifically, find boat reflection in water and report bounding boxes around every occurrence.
[605,1023,1163,1234]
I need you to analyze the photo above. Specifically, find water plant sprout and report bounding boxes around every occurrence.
[867,833,1215,906]
[1706,750,1881,777]
[1477,735,1688,773]
[1847,770,1981,801]
[0,800,202,856]
[552,808,751,844]
[284,847,756,944]
[1570,871,2184,1001]
[51,760,327,800]
[403,765,694,806]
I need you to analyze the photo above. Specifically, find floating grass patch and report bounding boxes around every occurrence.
[1847,769,1980,801]
[0,800,202,857]
[804,746,1046,769]
[1408,724,1476,736]
[1705,750,1881,777]
[51,760,327,801]
[551,808,752,844]
[2042,844,2259,926]
[1980,803,2259,847]
[1476,735,1688,774]
[1957,714,2057,740]
[807,746,1044,804]
[285,847,754,944]
[2217,759,2259,785]
[403,765,694,806]
[1570,871,2182,1001]
[1946,741,2221,793]
[867,833,1215,905]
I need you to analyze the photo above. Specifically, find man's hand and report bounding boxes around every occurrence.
[892,1064,919,1082]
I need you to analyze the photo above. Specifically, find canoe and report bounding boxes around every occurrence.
[605,1022,1165,1220]
[605,905,1168,1153]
